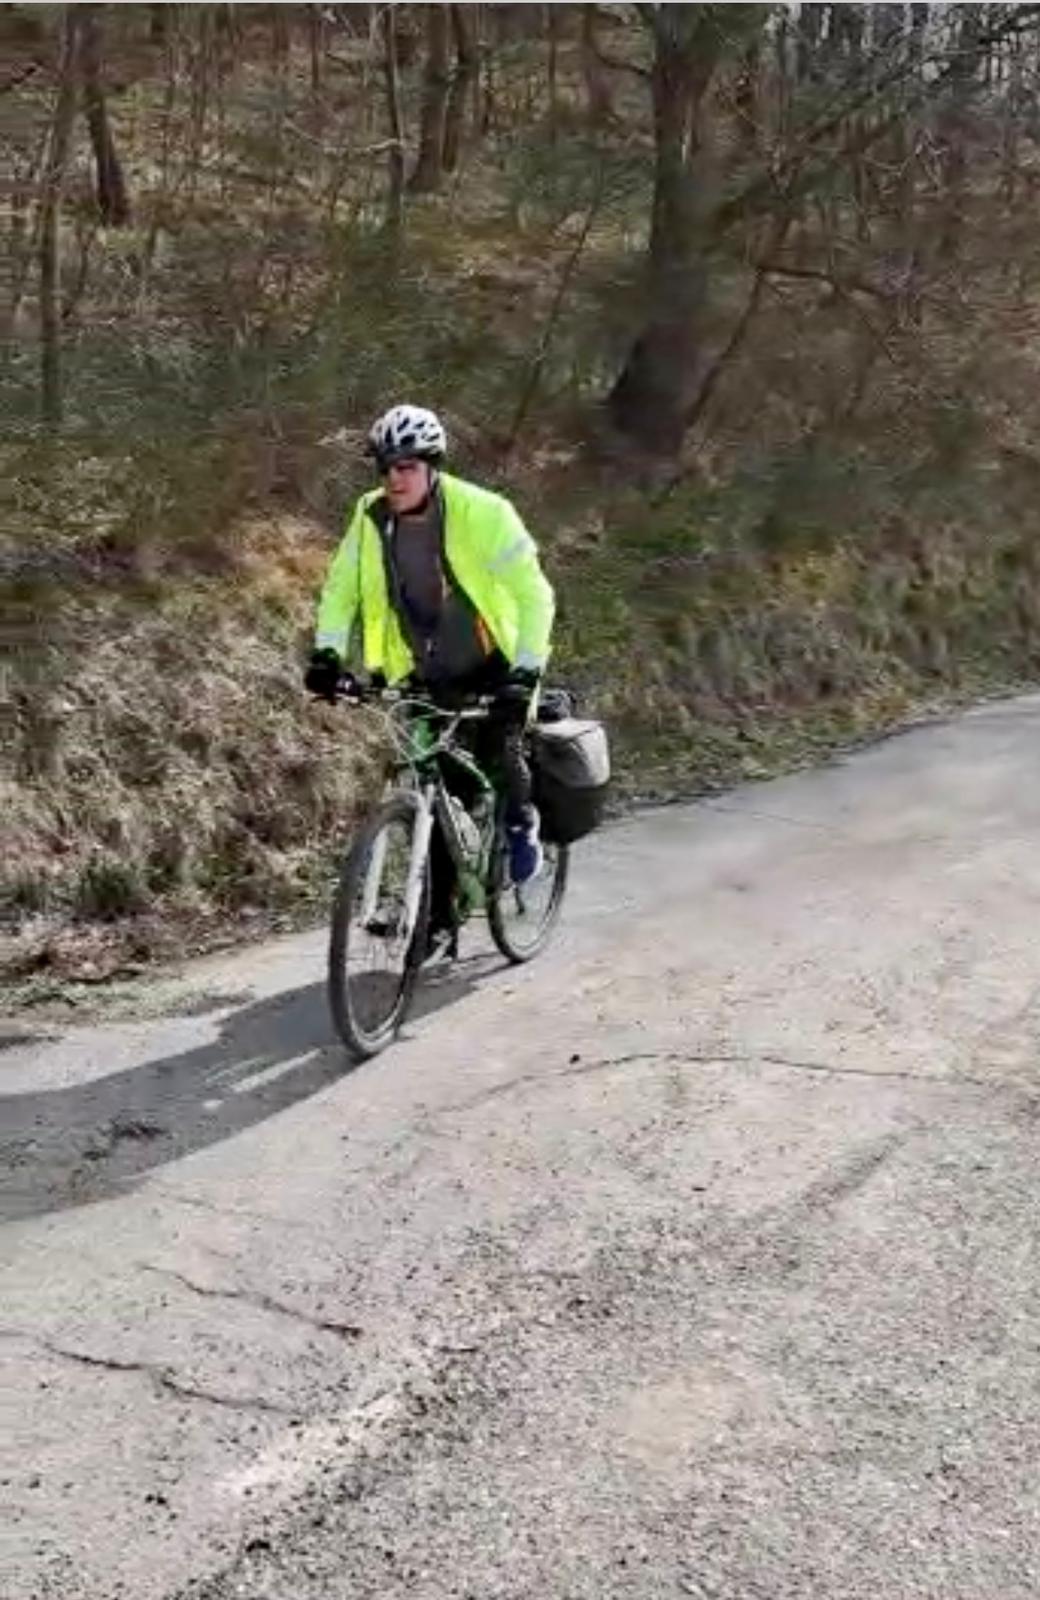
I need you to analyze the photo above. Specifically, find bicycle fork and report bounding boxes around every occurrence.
[401,785,436,941]
[358,785,436,945]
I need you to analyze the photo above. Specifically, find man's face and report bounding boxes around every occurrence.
[384,458,431,515]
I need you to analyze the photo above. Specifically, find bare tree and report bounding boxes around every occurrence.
[547,4,560,140]
[796,1,824,82]
[39,8,79,426]
[383,3,405,231]
[4,112,51,340]
[307,4,325,95]
[78,3,130,226]
[409,4,451,193]
[186,7,212,199]
[936,4,983,260]
[149,3,170,45]
[732,32,762,153]
[581,4,614,127]
[443,3,479,173]
[270,4,291,70]
[608,5,765,452]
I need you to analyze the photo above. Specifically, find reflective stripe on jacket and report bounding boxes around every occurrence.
[314,473,555,683]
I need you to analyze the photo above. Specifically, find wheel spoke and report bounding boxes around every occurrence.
[488,839,568,963]
[329,793,430,1058]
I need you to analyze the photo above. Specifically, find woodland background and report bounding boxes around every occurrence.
[5,1,1040,990]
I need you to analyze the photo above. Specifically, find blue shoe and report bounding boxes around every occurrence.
[508,811,544,885]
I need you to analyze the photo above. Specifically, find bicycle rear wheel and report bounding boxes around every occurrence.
[487,833,569,964]
[328,791,430,1060]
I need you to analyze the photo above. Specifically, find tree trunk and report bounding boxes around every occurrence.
[773,8,792,138]
[1001,28,1023,203]
[894,3,929,266]
[443,4,478,173]
[308,4,324,93]
[481,12,497,135]
[580,4,613,127]
[383,4,405,231]
[796,1,824,81]
[470,4,486,137]
[140,11,180,284]
[395,8,421,69]
[608,7,758,453]
[936,4,982,260]
[336,4,373,39]
[271,5,291,67]
[872,4,906,55]
[834,7,869,240]
[409,5,451,192]
[187,8,211,198]
[547,4,559,140]
[4,118,51,340]
[40,9,79,427]
[733,33,760,152]
[78,3,131,226]
[216,3,240,57]
[910,3,930,72]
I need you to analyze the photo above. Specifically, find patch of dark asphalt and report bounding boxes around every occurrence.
[0,1029,62,1052]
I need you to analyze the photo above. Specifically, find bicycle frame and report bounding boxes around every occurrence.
[366,695,498,943]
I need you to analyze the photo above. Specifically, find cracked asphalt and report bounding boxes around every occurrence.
[2,694,1039,1599]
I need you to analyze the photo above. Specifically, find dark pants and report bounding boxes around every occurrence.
[427,653,533,825]
[471,715,533,825]
[426,657,534,933]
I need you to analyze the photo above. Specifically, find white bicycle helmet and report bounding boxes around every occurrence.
[367,404,447,466]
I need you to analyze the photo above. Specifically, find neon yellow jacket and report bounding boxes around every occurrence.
[314,473,555,683]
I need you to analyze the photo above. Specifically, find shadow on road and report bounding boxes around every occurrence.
[0,952,502,1224]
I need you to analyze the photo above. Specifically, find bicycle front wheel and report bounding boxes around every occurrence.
[487,834,569,964]
[328,791,430,1060]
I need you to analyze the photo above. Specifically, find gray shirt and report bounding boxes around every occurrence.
[390,504,489,684]
[392,504,445,636]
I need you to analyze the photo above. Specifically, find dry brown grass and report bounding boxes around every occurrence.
[3,517,387,987]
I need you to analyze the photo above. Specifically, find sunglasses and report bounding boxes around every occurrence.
[380,457,426,478]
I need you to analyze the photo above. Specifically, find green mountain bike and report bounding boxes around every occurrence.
[328,685,569,1060]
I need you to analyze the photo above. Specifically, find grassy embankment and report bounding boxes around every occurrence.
[6,23,1040,997]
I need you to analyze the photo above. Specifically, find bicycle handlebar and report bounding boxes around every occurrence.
[335,678,494,719]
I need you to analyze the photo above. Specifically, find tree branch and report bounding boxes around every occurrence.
[504,170,607,454]
[685,214,794,434]
[715,5,1040,234]
[758,261,892,302]
[591,43,650,81]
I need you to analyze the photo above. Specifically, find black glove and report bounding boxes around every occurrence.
[493,666,540,726]
[304,648,343,701]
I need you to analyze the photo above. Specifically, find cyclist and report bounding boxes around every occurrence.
[304,403,556,906]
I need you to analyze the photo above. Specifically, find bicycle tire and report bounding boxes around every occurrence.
[487,836,569,965]
[328,790,431,1060]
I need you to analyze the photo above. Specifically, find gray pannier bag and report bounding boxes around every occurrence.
[530,717,611,845]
